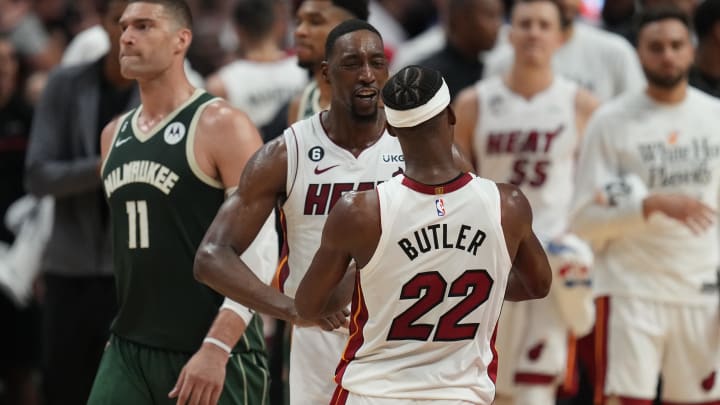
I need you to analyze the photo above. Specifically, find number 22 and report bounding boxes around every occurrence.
[387,270,493,342]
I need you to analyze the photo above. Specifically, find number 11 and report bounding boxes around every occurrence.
[126,200,149,249]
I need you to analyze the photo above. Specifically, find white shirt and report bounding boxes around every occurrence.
[571,88,720,305]
[337,173,510,404]
[217,56,307,127]
[484,22,645,102]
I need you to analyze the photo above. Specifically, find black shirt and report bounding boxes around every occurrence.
[0,93,33,243]
[417,42,484,100]
[689,65,720,99]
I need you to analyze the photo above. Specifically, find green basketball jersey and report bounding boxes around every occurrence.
[101,90,265,354]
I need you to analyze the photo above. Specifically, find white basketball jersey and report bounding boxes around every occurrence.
[473,76,579,241]
[218,56,307,127]
[279,112,405,298]
[336,173,511,404]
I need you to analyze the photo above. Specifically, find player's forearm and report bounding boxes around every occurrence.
[194,243,299,323]
[570,200,645,242]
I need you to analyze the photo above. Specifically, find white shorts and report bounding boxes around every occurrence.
[289,326,348,405]
[596,295,720,403]
[495,297,571,396]
[330,387,480,405]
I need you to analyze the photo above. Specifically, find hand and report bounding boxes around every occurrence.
[291,307,351,331]
[168,342,229,405]
[313,308,351,331]
[643,194,716,234]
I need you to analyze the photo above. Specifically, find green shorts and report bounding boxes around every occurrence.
[88,335,269,405]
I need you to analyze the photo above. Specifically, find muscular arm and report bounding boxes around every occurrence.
[498,183,552,301]
[296,190,380,320]
[452,86,479,171]
[194,136,299,322]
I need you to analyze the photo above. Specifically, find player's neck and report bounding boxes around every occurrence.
[403,149,459,186]
[695,43,720,78]
[322,109,386,156]
[243,39,286,63]
[646,81,688,105]
[505,64,554,99]
[137,67,195,120]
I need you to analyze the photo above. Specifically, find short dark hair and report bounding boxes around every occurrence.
[694,0,720,40]
[324,19,382,60]
[233,0,275,41]
[331,0,369,21]
[129,0,193,29]
[636,5,691,37]
[382,65,444,113]
[513,0,566,28]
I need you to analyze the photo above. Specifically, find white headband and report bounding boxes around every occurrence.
[384,79,450,128]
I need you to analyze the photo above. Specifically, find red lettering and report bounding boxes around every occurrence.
[304,184,331,215]
[329,183,355,212]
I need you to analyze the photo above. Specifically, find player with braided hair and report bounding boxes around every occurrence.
[295,65,552,405]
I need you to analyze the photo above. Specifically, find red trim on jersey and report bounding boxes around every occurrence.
[401,172,473,195]
[514,373,556,385]
[594,296,610,405]
[617,398,653,405]
[271,209,290,293]
[335,271,369,384]
[561,333,579,396]
[488,323,499,383]
[330,385,350,405]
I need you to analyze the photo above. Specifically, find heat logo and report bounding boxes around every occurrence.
[435,199,446,217]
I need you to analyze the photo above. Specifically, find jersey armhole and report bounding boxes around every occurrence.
[284,126,300,200]
[359,182,399,277]
[100,110,133,175]
[186,97,225,189]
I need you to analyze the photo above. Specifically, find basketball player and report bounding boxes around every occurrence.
[205,0,307,129]
[87,1,278,404]
[571,7,720,405]
[194,20,407,404]
[483,0,644,102]
[454,0,599,403]
[295,65,552,405]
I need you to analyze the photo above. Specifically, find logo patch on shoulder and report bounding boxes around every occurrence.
[164,122,186,145]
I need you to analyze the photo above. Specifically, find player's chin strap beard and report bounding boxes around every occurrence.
[384,79,450,128]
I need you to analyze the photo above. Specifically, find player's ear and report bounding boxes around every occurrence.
[176,28,192,54]
[447,105,456,126]
[321,61,330,84]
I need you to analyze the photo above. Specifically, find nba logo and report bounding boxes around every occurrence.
[435,199,446,216]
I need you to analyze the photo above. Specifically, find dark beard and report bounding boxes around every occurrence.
[644,67,688,89]
[297,59,316,71]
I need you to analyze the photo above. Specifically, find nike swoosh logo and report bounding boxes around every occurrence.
[314,164,339,175]
[115,136,132,147]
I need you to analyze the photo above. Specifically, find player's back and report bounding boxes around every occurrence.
[336,173,511,404]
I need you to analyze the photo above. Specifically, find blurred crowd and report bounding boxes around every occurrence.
[0,0,719,404]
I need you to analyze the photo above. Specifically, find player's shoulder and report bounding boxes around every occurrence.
[331,188,380,223]
[199,97,254,131]
[688,86,720,109]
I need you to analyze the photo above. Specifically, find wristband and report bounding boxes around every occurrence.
[203,337,232,355]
